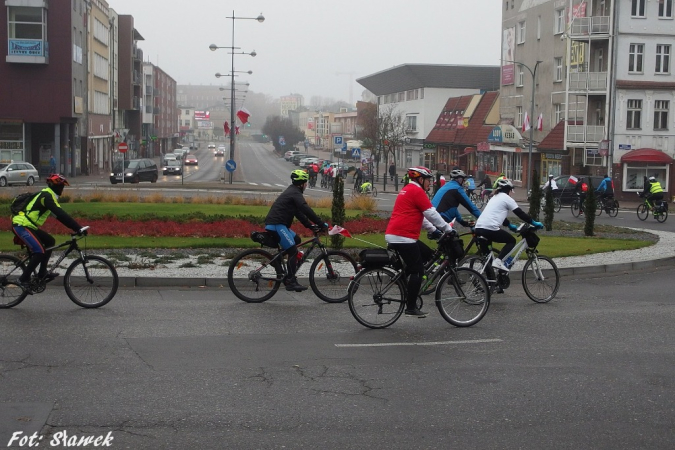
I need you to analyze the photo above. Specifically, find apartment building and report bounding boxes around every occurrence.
[280,94,304,118]
[142,62,179,157]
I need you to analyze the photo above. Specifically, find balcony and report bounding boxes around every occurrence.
[134,47,143,61]
[133,71,141,85]
[6,39,48,64]
[405,128,418,135]
[570,16,610,37]
[567,125,605,145]
[568,72,608,92]
[133,96,140,110]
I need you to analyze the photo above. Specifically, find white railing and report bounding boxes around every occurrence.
[569,72,608,91]
[567,125,605,143]
[571,16,610,36]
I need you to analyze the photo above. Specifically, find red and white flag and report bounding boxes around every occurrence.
[568,175,579,185]
[536,113,543,131]
[235,126,240,135]
[328,225,352,238]
[236,107,251,124]
[223,121,230,135]
[522,111,530,132]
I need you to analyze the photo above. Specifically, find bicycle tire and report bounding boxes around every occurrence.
[64,256,119,308]
[655,209,668,223]
[473,195,485,209]
[227,249,283,303]
[636,204,649,221]
[0,255,28,308]
[521,254,560,303]
[608,200,619,218]
[348,267,405,329]
[595,200,603,216]
[571,200,581,218]
[309,251,358,303]
[435,267,490,327]
[371,186,378,197]
[553,197,562,213]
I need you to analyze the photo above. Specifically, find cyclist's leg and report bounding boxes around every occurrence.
[265,225,300,281]
[11,226,49,283]
[476,228,515,261]
[388,241,428,315]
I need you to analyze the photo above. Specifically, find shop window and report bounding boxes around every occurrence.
[624,166,668,190]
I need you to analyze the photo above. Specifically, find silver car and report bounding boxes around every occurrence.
[0,162,40,187]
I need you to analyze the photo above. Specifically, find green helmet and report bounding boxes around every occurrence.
[291,169,309,184]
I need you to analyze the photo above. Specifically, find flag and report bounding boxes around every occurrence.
[223,121,230,135]
[328,225,352,238]
[235,126,240,135]
[236,107,251,124]
[568,175,578,185]
[522,111,530,132]
[536,113,543,131]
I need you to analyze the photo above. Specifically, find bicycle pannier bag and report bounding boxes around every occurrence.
[439,232,465,262]
[359,249,391,268]
[250,231,279,248]
[525,231,540,249]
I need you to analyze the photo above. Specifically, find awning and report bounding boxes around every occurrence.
[620,148,674,163]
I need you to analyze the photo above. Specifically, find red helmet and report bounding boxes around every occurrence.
[407,166,433,179]
[46,174,70,186]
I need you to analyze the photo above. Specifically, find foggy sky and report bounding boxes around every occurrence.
[109,0,502,104]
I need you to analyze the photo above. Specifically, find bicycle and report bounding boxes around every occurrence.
[228,227,358,303]
[351,182,378,198]
[637,193,668,223]
[540,192,562,213]
[0,226,119,309]
[461,224,560,303]
[570,193,586,218]
[595,195,619,217]
[468,190,484,209]
[347,231,490,329]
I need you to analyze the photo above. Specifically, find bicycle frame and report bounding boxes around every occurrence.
[7,235,87,280]
[253,232,330,283]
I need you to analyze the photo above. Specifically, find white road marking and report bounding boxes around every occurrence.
[335,338,502,348]
[248,182,258,185]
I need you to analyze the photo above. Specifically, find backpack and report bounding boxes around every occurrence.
[10,192,39,217]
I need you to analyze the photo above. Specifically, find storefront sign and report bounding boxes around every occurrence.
[544,153,563,160]
[487,125,522,144]
[477,142,491,152]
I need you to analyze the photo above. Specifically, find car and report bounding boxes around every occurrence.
[208,143,216,151]
[528,175,604,205]
[184,155,198,166]
[175,149,189,160]
[162,160,182,176]
[299,157,319,168]
[110,158,158,184]
[291,153,315,165]
[215,146,226,157]
[285,150,301,161]
[0,162,39,187]
[162,154,177,166]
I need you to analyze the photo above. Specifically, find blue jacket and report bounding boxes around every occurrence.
[466,178,476,190]
[431,180,481,225]
[596,177,613,194]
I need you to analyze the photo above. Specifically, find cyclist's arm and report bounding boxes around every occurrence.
[456,189,481,218]
[43,195,82,232]
[423,208,452,233]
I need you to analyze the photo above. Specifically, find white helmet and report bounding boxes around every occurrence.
[496,178,514,191]
[407,166,433,179]
[649,176,656,182]
[450,169,466,179]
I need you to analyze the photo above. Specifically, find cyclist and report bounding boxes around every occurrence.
[385,166,453,318]
[474,178,543,272]
[476,174,493,201]
[265,170,329,292]
[359,181,373,194]
[543,174,559,192]
[465,174,476,196]
[575,177,589,215]
[642,176,665,210]
[11,174,87,293]
[432,169,481,228]
[595,174,614,212]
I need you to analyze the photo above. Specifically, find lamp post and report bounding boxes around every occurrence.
[210,11,264,184]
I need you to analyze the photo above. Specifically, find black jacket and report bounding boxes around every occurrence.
[265,185,323,228]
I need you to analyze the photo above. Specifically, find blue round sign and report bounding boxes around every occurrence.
[225,160,237,172]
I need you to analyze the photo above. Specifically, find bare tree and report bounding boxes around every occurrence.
[378,105,407,188]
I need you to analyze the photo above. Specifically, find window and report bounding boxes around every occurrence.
[626,99,642,129]
[628,44,644,73]
[555,57,563,81]
[656,44,671,73]
[654,100,669,130]
[631,0,646,17]
[585,149,603,166]
[554,103,564,123]
[554,9,565,34]
[7,5,47,58]
[516,106,523,127]
[93,18,108,45]
[406,116,417,131]
[659,0,673,18]
[517,69,524,87]
[517,21,526,44]
[624,166,668,190]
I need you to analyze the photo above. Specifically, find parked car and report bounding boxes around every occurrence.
[215,146,226,157]
[528,175,604,205]
[162,160,182,176]
[299,157,319,168]
[0,162,39,187]
[285,150,301,161]
[291,153,314,165]
[110,158,158,184]
[184,154,198,166]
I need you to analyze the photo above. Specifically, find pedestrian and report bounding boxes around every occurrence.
[49,155,56,175]
[389,161,396,182]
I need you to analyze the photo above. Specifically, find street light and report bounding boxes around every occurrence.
[210,11,264,184]
[506,59,542,191]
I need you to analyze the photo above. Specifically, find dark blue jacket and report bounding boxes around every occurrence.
[431,180,481,226]
[596,177,614,195]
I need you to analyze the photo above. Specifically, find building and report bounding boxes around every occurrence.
[142,62,178,157]
[356,64,500,169]
[116,14,144,160]
[280,94,304,118]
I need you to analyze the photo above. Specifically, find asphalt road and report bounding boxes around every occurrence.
[1,265,674,449]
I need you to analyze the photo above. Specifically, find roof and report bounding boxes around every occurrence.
[425,92,500,146]
[356,64,500,95]
[537,120,566,150]
[620,148,674,163]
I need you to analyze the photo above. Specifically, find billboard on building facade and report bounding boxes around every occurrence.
[501,27,515,85]
[194,111,210,120]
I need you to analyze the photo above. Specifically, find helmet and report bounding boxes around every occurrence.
[468,174,473,178]
[649,176,656,182]
[290,169,309,185]
[496,178,514,191]
[549,174,554,178]
[450,169,466,179]
[407,166,433,179]
[46,174,70,186]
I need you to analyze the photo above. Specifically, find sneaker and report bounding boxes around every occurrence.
[284,278,308,292]
[492,258,510,272]
[404,308,428,318]
[42,272,60,282]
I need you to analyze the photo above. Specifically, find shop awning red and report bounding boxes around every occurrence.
[620,148,674,163]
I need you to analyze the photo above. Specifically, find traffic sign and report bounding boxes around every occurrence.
[351,147,361,158]
[118,142,128,153]
[334,136,343,147]
[225,160,237,172]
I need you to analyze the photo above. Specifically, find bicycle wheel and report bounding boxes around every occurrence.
[553,197,562,213]
[371,186,378,197]
[655,209,668,223]
[636,204,649,221]
[435,267,490,327]
[521,254,560,303]
[309,251,358,303]
[608,200,619,218]
[64,256,119,308]
[0,255,28,308]
[473,194,485,209]
[227,249,283,303]
[571,200,581,217]
[348,267,405,329]
[595,200,603,216]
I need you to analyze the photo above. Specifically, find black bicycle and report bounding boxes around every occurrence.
[228,227,357,303]
[0,226,119,309]
[595,195,619,217]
